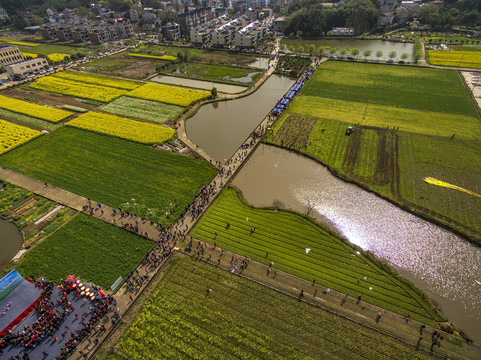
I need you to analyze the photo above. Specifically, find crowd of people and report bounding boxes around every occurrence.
[0,278,116,360]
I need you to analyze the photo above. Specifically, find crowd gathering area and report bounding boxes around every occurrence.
[0,272,116,359]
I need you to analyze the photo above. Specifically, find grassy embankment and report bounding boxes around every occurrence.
[264,61,481,244]
[190,188,443,326]
[108,255,436,360]
[0,127,216,226]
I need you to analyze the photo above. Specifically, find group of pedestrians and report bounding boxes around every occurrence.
[0,277,115,360]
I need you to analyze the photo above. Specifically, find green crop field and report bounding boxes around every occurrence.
[0,127,216,226]
[18,43,83,56]
[166,64,262,85]
[190,188,441,325]
[100,96,184,124]
[265,61,481,243]
[110,255,434,360]
[15,214,153,289]
[301,61,476,117]
[0,108,60,131]
[286,96,480,140]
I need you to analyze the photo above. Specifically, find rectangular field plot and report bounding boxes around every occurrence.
[53,71,142,90]
[100,96,184,124]
[29,76,128,103]
[288,95,481,140]
[126,83,210,107]
[398,133,481,238]
[112,255,434,360]
[302,61,477,117]
[0,119,42,154]
[0,94,72,123]
[15,214,154,289]
[0,127,216,226]
[67,111,175,144]
[427,50,481,69]
[190,188,440,325]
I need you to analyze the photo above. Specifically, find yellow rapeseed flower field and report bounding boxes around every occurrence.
[0,119,42,154]
[22,52,38,58]
[128,53,177,61]
[0,94,72,123]
[0,38,39,46]
[30,76,127,103]
[48,53,70,62]
[126,83,210,107]
[427,50,481,69]
[67,111,176,144]
[54,71,141,90]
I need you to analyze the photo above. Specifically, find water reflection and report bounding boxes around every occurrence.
[151,75,247,94]
[232,144,481,342]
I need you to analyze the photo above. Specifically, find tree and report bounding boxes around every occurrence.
[351,48,360,58]
[211,87,217,98]
[307,44,316,55]
[176,51,184,62]
[401,53,409,61]
[340,48,348,58]
[344,0,379,35]
[363,49,372,60]
[297,46,305,54]
[375,50,383,61]
[329,47,337,56]
[76,6,89,17]
[388,51,397,60]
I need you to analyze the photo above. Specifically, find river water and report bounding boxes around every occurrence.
[231,144,481,342]
[0,218,23,269]
[284,39,415,61]
[151,75,247,94]
[186,75,295,163]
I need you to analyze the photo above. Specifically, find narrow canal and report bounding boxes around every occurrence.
[186,75,295,163]
[0,218,23,269]
[232,144,481,343]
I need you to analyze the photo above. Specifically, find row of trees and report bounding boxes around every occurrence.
[281,43,411,61]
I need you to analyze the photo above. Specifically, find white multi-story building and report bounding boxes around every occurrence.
[5,58,48,79]
[210,18,240,46]
[234,20,265,48]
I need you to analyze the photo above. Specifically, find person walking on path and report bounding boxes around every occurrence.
[416,337,423,350]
